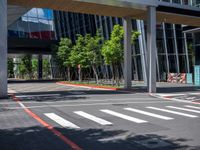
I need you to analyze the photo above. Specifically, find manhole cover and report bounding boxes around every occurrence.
[134,137,171,149]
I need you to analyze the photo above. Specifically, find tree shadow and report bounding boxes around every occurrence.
[11,90,137,102]
[0,126,199,150]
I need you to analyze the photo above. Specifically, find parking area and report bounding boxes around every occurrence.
[0,82,200,150]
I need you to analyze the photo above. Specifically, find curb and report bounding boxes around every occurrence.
[56,82,121,91]
[150,93,200,105]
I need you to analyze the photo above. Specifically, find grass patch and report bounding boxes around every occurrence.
[61,81,122,89]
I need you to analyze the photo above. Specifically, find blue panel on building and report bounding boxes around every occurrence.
[194,66,200,86]
[186,73,193,84]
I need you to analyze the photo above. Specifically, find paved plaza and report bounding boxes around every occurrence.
[0,82,200,150]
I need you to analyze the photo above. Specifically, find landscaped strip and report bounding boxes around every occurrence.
[56,81,121,91]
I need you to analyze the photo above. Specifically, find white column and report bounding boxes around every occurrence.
[123,17,132,89]
[147,6,157,93]
[0,0,7,98]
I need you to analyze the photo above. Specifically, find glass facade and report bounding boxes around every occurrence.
[160,0,200,7]
[8,3,197,82]
[8,8,56,40]
[53,10,194,82]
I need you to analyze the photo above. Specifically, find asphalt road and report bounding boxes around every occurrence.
[0,82,200,150]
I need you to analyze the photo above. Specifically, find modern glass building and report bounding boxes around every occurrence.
[53,10,197,82]
[8,8,56,40]
[7,0,200,82]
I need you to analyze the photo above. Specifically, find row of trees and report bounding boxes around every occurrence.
[52,25,140,85]
[8,55,51,79]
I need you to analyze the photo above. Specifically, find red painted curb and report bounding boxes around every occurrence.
[11,94,83,150]
[57,81,120,91]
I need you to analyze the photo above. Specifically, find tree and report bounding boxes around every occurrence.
[51,44,65,78]
[84,30,103,84]
[8,58,14,78]
[70,34,90,81]
[43,58,51,79]
[21,55,33,79]
[32,58,38,79]
[101,25,124,85]
[57,38,73,80]
[101,25,140,85]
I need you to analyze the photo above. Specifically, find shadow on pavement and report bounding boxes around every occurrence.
[157,86,200,93]
[0,126,198,150]
[12,90,137,102]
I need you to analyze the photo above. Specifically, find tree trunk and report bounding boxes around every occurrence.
[111,64,115,85]
[115,64,120,86]
[78,67,82,82]
[67,66,71,81]
[92,64,99,84]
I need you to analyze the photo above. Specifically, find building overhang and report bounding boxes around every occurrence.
[8,37,58,55]
[8,5,30,26]
[8,0,200,26]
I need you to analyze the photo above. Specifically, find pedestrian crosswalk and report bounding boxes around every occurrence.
[100,109,148,123]
[166,106,200,114]
[124,108,174,120]
[74,111,112,125]
[45,113,80,129]
[44,105,200,129]
[147,107,198,118]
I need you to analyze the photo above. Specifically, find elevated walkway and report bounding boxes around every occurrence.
[8,0,200,26]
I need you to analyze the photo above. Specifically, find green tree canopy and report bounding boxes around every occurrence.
[101,25,140,65]
[8,58,14,78]
[57,38,72,67]
[70,34,90,68]
[101,25,124,65]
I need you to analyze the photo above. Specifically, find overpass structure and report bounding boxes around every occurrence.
[0,0,200,97]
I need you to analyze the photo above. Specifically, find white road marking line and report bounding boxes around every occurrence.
[157,93,185,97]
[124,108,174,120]
[74,111,112,125]
[15,94,61,98]
[100,109,148,123]
[185,105,200,110]
[147,107,198,118]
[3,101,177,110]
[45,113,80,129]
[166,106,200,114]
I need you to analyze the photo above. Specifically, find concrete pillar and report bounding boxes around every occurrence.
[147,6,157,93]
[38,55,43,79]
[123,17,132,89]
[0,0,7,98]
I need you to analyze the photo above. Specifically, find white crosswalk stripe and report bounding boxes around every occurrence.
[166,106,200,114]
[45,113,80,129]
[100,109,148,123]
[124,108,174,120]
[147,107,198,118]
[185,105,200,110]
[74,111,113,125]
